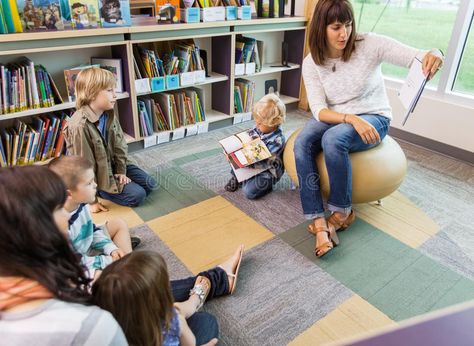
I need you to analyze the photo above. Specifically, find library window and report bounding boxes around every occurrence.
[353,0,460,87]
[453,16,474,96]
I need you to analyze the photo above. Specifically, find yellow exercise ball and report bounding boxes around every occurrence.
[283,129,407,204]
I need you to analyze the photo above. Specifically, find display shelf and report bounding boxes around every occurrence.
[0,92,130,121]
[136,73,228,96]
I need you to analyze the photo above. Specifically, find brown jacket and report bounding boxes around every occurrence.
[64,105,132,194]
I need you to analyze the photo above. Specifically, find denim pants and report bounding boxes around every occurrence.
[171,267,228,344]
[98,164,157,207]
[294,114,390,219]
[242,171,280,200]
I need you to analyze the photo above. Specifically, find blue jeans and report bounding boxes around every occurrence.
[98,164,157,207]
[242,171,280,200]
[294,115,390,219]
[171,267,228,344]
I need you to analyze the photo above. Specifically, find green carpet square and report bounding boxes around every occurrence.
[172,148,223,166]
[280,218,474,321]
[133,166,216,222]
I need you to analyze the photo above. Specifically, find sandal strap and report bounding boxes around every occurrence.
[189,277,210,311]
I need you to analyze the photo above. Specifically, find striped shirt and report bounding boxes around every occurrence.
[0,299,127,346]
[252,125,285,178]
[68,204,118,278]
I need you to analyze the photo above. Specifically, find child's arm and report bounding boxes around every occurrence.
[110,114,128,176]
[177,312,196,346]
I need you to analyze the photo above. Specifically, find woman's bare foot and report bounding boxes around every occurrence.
[218,245,244,294]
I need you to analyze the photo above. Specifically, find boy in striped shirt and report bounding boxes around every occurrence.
[49,155,134,280]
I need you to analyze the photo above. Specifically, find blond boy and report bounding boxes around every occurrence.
[225,93,286,199]
[49,155,136,279]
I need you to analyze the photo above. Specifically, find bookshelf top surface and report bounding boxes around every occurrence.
[0,16,306,43]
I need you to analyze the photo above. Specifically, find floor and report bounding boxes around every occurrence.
[92,109,474,345]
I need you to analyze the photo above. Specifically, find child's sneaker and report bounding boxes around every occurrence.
[131,236,141,250]
[225,176,241,192]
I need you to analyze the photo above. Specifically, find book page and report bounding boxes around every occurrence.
[219,136,243,154]
[398,58,428,110]
[240,138,272,164]
[232,165,268,183]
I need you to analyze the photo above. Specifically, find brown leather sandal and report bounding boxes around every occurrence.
[327,210,356,232]
[312,222,340,258]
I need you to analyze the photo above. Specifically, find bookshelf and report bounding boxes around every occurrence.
[0,17,306,163]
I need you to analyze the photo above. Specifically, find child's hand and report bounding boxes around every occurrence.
[111,249,125,261]
[114,174,131,185]
[90,201,109,213]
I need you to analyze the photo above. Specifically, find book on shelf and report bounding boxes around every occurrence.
[2,0,23,33]
[397,57,428,126]
[234,78,255,114]
[0,58,62,114]
[0,113,67,166]
[69,0,101,29]
[16,0,65,31]
[219,128,272,182]
[91,58,124,92]
[64,64,99,102]
[99,0,131,27]
[137,87,205,136]
[156,0,180,23]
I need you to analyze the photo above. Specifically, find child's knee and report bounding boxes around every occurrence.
[127,188,147,207]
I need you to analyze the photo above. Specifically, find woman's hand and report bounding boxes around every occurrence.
[347,115,380,145]
[422,52,443,80]
[114,174,131,185]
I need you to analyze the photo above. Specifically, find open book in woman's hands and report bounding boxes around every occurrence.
[219,129,272,182]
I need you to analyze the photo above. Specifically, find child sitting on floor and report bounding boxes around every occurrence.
[93,245,243,346]
[64,67,157,212]
[49,155,137,280]
[225,93,286,199]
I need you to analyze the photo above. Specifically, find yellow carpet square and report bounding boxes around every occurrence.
[91,199,144,229]
[289,295,395,346]
[354,191,439,248]
[147,196,274,274]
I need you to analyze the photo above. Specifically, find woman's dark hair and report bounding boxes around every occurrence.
[308,0,358,65]
[0,166,91,303]
[92,251,174,346]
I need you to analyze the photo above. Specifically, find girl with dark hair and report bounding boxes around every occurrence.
[297,0,443,257]
[93,246,244,346]
[0,166,127,345]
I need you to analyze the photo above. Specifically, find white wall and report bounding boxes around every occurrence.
[387,84,474,152]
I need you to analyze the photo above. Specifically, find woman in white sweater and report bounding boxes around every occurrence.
[296,0,443,257]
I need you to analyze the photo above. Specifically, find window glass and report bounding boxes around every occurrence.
[352,1,459,86]
[453,18,474,95]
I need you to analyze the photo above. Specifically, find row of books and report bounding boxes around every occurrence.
[0,0,132,34]
[133,40,206,80]
[0,113,67,167]
[234,78,255,114]
[235,35,264,72]
[138,87,205,136]
[0,58,63,115]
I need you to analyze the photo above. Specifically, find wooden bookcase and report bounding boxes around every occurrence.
[0,17,306,163]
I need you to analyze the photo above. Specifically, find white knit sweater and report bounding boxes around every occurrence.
[302,32,429,121]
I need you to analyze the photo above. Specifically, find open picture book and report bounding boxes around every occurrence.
[219,129,272,182]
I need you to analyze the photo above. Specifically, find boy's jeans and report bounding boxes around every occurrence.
[293,114,390,219]
[98,165,157,207]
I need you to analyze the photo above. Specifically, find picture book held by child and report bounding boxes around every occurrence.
[219,128,272,182]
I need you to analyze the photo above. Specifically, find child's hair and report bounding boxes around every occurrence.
[0,166,90,302]
[92,251,174,346]
[252,93,286,127]
[48,155,94,190]
[75,67,116,109]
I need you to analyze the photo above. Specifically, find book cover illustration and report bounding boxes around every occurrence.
[99,0,131,27]
[90,58,123,92]
[69,0,101,28]
[156,0,180,23]
[16,0,64,31]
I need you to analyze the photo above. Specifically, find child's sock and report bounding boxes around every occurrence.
[225,176,241,192]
